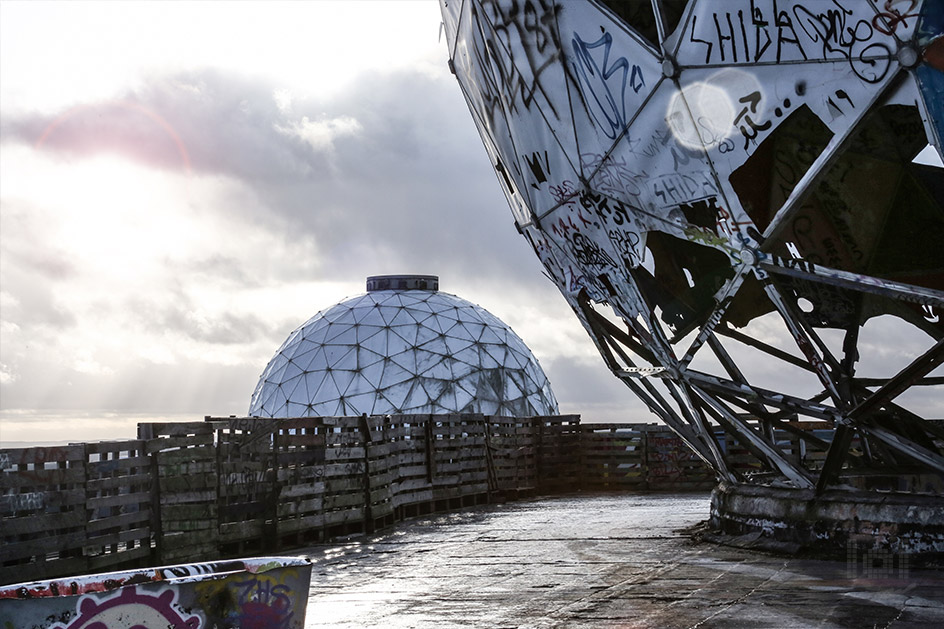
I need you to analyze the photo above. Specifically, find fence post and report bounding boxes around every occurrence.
[360,414,374,533]
[533,417,544,492]
[424,415,435,483]
[642,428,650,491]
[265,420,281,551]
[138,424,163,564]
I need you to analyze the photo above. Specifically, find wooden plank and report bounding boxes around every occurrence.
[0,528,88,560]
[161,503,216,521]
[86,511,151,533]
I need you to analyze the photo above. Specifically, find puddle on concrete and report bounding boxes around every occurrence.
[300,493,944,628]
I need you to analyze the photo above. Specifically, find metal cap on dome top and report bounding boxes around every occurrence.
[366,274,439,292]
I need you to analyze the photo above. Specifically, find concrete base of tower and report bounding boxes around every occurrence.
[704,481,944,562]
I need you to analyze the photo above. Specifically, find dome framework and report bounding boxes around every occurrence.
[440,0,944,494]
[250,276,558,418]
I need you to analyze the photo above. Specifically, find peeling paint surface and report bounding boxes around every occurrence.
[0,557,311,629]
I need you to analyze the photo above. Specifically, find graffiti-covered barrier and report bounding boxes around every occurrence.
[0,556,312,629]
[1,414,733,586]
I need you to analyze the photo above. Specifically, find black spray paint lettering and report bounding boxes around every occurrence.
[571,30,644,140]
[688,1,892,84]
[650,172,717,206]
[468,0,565,127]
[524,151,550,189]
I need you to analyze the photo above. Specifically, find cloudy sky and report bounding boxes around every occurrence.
[0,0,638,444]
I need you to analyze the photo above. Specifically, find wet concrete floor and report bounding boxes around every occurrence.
[301,493,944,628]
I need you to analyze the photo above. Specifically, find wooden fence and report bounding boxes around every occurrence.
[1,414,730,585]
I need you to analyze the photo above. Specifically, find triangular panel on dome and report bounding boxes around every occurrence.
[340,392,375,416]
[356,345,386,371]
[484,344,509,367]
[374,305,402,326]
[324,324,357,346]
[280,360,306,385]
[314,372,342,403]
[413,325,439,347]
[403,381,434,413]
[284,345,322,372]
[301,371,326,404]
[285,400,310,418]
[379,381,411,412]
[387,350,417,378]
[414,349,443,377]
[504,373,525,401]
[355,323,384,345]
[389,321,419,348]
[476,347,501,370]
[323,345,357,371]
[454,381,476,412]
[329,369,358,397]
[479,325,505,345]
[322,305,356,325]
[450,358,477,381]
[461,321,487,342]
[261,360,291,389]
[373,328,401,356]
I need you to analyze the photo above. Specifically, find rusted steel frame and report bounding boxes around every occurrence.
[595,324,684,429]
[759,257,944,309]
[579,296,658,364]
[815,424,857,494]
[669,379,737,481]
[706,332,837,430]
[771,276,846,376]
[651,0,668,45]
[706,332,815,450]
[617,275,682,367]
[589,311,728,473]
[855,376,944,387]
[578,295,699,451]
[761,69,904,243]
[843,375,944,457]
[858,424,944,475]
[815,340,944,486]
[593,297,732,477]
[577,297,625,373]
[848,337,944,421]
[716,323,815,374]
[849,384,944,442]
[709,386,835,454]
[680,268,749,367]
[690,384,815,488]
[706,331,748,384]
[760,277,845,406]
[687,370,839,421]
[616,291,680,373]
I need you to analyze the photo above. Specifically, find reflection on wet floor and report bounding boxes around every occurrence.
[301,494,944,628]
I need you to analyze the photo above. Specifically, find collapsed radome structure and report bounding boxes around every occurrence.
[440,0,944,553]
[250,275,558,418]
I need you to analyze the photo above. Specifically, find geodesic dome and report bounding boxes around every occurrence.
[249,275,558,418]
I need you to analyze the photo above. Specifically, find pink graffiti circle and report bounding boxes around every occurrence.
[54,586,201,629]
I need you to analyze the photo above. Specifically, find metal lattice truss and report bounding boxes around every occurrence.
[250,280,559,418]
[441,0,944,490]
